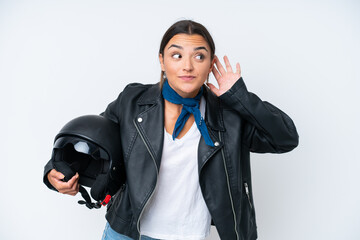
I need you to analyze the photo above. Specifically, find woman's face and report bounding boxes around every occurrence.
[159,34,214,98]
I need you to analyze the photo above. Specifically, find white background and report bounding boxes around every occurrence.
[1,0,359,239]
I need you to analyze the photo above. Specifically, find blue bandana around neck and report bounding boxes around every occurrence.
[162,80,215,147]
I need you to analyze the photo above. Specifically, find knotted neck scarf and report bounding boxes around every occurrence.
[162,80,214,147]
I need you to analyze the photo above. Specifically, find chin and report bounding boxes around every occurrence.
[178,86,202,98]
[168,79,204,97]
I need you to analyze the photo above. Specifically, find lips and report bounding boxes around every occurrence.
[178,75,195,81]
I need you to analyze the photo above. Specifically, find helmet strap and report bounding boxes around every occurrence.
[77,186,101,209]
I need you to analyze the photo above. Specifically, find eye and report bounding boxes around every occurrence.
[195,54,205,60]
[172,53,182,59]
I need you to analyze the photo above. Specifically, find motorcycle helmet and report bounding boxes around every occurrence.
[51,115,125,209]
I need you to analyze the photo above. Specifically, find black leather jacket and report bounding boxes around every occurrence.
[44,78,298,240]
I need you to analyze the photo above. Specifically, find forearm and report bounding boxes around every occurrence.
[220,77,299,153]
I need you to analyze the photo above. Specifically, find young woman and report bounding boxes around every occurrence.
[44,20,299,240]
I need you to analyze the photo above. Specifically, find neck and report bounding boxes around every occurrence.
[164,99,182,116]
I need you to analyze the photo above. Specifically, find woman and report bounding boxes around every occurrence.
[44,20,299,240]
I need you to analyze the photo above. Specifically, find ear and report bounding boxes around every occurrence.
[159,53,165,71]
[209,57,216,73]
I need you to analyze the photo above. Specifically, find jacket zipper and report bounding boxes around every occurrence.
[219,132,239,240]
[244,182,253,209]
[133,119,159,240]
[108,184,125,210]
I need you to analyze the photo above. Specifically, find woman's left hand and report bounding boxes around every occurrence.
[208,55,241,97]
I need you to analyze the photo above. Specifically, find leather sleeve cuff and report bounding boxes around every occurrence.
[219,77,247,105]
[43,159,57,191]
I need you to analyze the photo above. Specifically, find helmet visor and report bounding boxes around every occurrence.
[54,136,110,163]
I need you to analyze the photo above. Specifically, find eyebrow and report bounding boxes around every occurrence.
[168,44,208,52]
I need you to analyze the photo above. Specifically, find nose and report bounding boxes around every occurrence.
[183,57,194,72]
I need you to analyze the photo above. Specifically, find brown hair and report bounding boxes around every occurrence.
[159,20,215,86]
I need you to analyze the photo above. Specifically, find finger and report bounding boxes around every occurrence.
[69,190,79,196]
[236,62,241,75]
[66,173,79,188]
[48,169,66,190]
[49,169,65,180]
[212,66,221,81]
[61,182,79,196]
[69,179,79,194]
[60,188,78,196]
[59,174,79,195]
[214,55,226,75]
[57,172,79,191]
[223,55,233,73]
[207,83,220,97]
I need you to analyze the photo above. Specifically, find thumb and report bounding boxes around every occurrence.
[207,83,220,97]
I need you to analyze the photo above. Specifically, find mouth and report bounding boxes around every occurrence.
[178,75,196,81]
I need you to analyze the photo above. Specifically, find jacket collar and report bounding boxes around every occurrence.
[137,83,225,131]
[203,85,225,131]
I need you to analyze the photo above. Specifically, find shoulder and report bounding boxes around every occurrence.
[102,82,160,123]
[117,82,158,101]
[109,82,162,110]
[122,82,156,94]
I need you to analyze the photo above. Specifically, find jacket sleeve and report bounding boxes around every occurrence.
[100,91,128,188]
[100,93,122,124]
[100,84,135,124]
[219,77,299,153]
[43,158,57,191]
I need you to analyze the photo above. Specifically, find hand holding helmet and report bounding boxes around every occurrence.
[46,115,125,209]
[47,169,79,196]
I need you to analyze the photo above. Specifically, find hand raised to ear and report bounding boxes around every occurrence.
[208,55,241,97]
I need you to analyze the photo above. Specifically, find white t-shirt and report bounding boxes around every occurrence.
[140,98,211,240]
